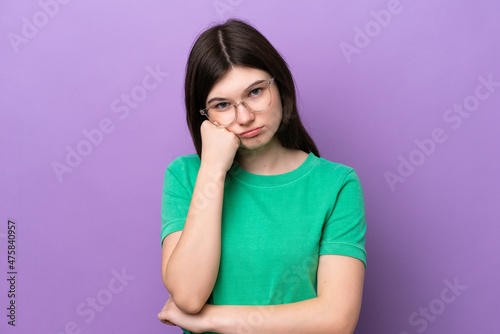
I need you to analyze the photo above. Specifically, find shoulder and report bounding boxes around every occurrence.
[312,155,360,186]
[166,154,201,174]
[163,154,201,186]
[162,154,201,193]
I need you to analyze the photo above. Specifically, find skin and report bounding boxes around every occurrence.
[159,256,365,333]
[159,66,365,333]
[203,66,310,174]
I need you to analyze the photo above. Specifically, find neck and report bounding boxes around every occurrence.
[235,138,303,175]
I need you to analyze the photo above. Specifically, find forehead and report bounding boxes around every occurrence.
[207,66,270,100]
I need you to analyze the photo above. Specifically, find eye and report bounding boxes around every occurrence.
[213,101,230,110]
[248,87,263,98]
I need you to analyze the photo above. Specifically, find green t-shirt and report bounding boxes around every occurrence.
[161,152,367,334]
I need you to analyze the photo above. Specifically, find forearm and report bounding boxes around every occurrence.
[203,296,352,334]
[165,164,226,311]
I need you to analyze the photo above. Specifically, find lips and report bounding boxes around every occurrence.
[239,126,263,138]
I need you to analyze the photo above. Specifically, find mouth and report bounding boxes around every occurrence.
[238,126,263,138]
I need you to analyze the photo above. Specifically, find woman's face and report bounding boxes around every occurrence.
[205,66,283,152]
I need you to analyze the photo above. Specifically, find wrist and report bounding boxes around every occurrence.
[200,303,218,333]
[201,304,234,333]
[199,163,227,182]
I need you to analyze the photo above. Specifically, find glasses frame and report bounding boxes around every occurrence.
[200,77,275,128]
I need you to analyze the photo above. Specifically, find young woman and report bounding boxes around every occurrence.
[158,19,367,334]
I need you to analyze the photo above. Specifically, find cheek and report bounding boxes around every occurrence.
[225,126,238,135]
[269,104,283,127]
[274,111,282,126]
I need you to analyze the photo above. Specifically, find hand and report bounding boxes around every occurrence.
[157,294,178,327]
[200,120,240,173]
[157,294,209,333]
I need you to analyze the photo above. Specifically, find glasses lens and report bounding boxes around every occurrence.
[205,81,272,127]
[243,83,272,112]
[206,101,235,126]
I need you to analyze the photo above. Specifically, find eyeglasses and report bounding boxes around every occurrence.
[200,78,275,127]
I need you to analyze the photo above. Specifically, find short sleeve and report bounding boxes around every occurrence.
[160,165,191,248]
[319,169,367,267]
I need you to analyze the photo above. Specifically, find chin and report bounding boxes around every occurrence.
[239,136,276,153]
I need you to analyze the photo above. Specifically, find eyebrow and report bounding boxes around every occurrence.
[206,79,267,106]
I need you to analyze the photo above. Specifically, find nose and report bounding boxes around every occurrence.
[234,102,255,124]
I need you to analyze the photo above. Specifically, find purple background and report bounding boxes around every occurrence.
[1,1,499,333]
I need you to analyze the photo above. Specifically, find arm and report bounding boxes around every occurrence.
[162,121,240,315]
[203,254,365,334]
[162,164,225,314]
[159,254,365,333]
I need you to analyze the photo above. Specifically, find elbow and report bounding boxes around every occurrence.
[163,280,206,314]
[324,313,358,334]
[163,271,209,314]
[331,319,358,334]
[169,293,205,314]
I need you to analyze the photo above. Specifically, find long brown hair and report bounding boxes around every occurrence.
[185,19,320,158]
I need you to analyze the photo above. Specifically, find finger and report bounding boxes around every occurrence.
[158,313,176,326]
